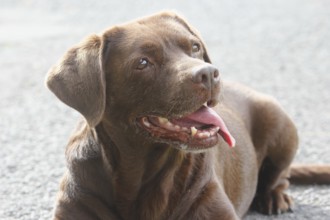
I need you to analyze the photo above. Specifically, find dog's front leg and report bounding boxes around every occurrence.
[252,107,298,215]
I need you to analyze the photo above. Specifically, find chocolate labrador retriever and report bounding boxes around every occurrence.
[46,11,330,220]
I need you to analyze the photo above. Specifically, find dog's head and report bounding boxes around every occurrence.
[46,11,235,151]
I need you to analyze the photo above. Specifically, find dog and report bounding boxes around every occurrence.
[46,11,330,220]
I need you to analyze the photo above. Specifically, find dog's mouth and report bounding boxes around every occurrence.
[138,104,235,151]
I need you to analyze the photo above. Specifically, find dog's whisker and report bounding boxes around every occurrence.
[165,101,178,118]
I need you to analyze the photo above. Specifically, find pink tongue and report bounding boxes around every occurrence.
[185,106,236,147]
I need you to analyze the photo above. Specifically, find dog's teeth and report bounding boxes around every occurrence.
[191,127,197,137]
[197,131,211,138]
[210,127,220,135]
[203,102,208,107]
[142,117,151,127]
[163,121,178,131]
[174,125,181,131]
[165,121,173,128]
[180,144,188,150]
[158,117,169,124]
[182,127,189,132]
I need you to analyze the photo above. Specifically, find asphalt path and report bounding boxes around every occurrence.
[1,0,329,219]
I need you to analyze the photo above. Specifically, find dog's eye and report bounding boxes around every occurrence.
[136,58,149,70]
[192,43,200,53]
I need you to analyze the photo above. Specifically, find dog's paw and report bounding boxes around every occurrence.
[252,182,294,215]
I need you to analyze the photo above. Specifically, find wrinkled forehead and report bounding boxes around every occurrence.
[118,15,198,50]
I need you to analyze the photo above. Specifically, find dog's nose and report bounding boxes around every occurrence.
[192,64,220,90]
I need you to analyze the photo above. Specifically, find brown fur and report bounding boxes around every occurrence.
[46,11,329,220]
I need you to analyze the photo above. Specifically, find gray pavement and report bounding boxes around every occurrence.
[0,0,329,219]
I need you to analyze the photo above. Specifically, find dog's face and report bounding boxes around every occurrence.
[46,12,235,151]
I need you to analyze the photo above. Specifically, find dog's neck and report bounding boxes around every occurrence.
[95,121,215,220]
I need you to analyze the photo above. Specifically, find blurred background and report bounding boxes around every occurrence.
[0,0,329,219]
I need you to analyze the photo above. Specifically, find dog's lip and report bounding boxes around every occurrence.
[137,103,236,148]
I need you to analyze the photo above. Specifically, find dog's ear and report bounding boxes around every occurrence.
[165,11,212,63]
[46,35,106,127]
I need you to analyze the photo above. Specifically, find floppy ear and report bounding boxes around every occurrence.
[167,12,212,63]
[46,35,106,127]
